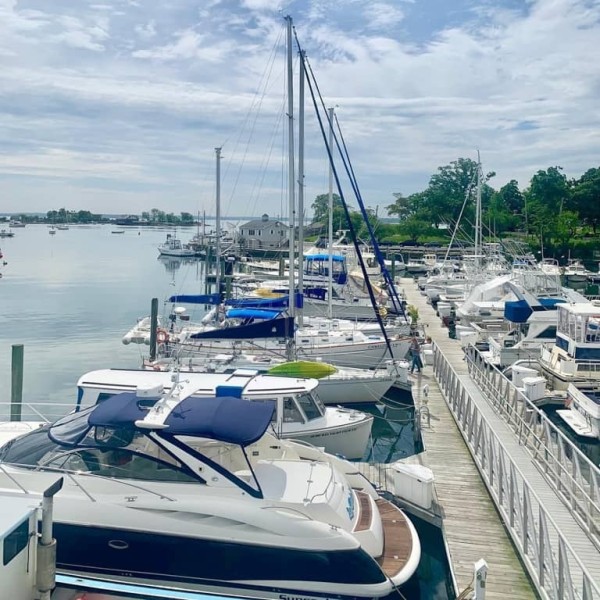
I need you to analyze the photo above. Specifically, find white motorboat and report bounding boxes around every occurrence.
[0,386,420,598]
[539,258,561,277]
[538,302,600,391]
[143,354,410,405]
[563,259,590,284]
[556,384,600,439]
[76,368,374,459]
[158,233,198,258]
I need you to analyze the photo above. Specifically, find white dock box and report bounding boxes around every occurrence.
[391,462,434,510]
[511,364,539,388]
[522,376,546,402]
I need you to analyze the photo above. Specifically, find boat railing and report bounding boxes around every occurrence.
[463,344,600,550]
[0,462,177,503]
[435,345,600,600]
[0,401,76,423]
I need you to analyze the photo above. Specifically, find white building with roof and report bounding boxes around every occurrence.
[239,214,287,250]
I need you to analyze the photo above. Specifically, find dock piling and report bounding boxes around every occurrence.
[10,343,24,422]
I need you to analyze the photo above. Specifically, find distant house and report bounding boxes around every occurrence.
[239,214,287,250]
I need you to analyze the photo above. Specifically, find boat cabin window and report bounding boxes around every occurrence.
[296,393,323,421]
[282,397,304,423]
[537,326,557,339]
[3,520,29,566]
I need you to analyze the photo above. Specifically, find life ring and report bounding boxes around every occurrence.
[156,328,169,344]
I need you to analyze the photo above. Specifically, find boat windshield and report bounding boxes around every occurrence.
[296,393,323,421]
[0,425,197,483]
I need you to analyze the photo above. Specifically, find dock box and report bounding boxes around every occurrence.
[391,462,434,510]
[522,376,546,402]
[511,364,539,388]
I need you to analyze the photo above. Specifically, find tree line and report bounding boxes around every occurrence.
[311,159,600,260]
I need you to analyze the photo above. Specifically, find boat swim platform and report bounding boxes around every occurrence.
[398,277,600,598]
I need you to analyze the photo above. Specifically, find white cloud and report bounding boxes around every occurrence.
[0,0,598,215]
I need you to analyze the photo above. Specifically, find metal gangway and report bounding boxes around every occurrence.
[433,342,600,599]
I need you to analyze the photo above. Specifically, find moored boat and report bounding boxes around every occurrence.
[76,368,374,459]
[0,385,420,598]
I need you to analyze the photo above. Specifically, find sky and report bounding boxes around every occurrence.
[0,0,599,219]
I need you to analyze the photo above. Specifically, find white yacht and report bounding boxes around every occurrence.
[0,386,420,599]
[143,354,410,405]
[563,259,590,284]
[158,233,198,258]
[556,384,600,439]
[538,303,600,391]
[539,258,561,277]
[76,368,374,460]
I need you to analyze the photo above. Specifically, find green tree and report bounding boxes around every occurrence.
[496,180,524,215]
[180,212,194,224]
[572,167,600,233]
[420,158,495,229]
[311,193,344,224]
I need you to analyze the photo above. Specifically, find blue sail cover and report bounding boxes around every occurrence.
[190,316,295,340]
[226,308,281,320]
[226,293,303,310]
[168,294,221,305]
[85,393,276,445]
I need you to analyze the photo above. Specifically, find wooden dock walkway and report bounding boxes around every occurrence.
[399,277,600,598]
[409,372,535,599]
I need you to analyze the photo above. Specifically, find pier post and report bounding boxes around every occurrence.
[391,255,396,280]
[473,558,488,599]
[10,343,24,422]
[149,297,158,361]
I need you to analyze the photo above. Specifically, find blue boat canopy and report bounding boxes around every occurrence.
[226,293,303,310]
[168,293,221,305]
[49,393,276,447]
[304,254,345,262]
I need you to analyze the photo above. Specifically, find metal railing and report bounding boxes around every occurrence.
[463,345,600,549]
[434,346,600,600]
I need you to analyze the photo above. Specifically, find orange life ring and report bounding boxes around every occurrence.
[156,328,169,344]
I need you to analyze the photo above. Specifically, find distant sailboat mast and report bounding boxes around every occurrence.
[215,146,222,293]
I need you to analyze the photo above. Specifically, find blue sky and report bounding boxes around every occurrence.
[0,0,598,218]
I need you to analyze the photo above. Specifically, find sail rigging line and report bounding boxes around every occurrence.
[332,112,406,318]
[294,31,405,321]
[296,38,395,361]
[221,24,286,217]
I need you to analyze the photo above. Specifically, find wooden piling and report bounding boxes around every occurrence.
[11,344,24,422]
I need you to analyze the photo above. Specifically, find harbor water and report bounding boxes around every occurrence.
[0,223,453,599]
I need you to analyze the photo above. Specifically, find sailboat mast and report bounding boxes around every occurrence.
[297,49,305,326]
[285,16,296,320]
[475,151,482,273]
[215,146,222,293]
[327,107,334,321]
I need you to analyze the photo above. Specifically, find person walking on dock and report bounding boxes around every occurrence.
[409,336,423,374]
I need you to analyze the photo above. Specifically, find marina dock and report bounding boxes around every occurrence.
[399,277,600,599]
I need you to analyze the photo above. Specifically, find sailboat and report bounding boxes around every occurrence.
[123,21,411,369]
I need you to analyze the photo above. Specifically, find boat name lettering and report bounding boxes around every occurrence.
[279,596,333,600]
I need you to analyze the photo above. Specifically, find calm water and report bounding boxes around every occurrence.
[0,224,209,408]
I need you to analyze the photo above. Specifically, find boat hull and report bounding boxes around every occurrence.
[53,522,393,599]
[282,414,374,459]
